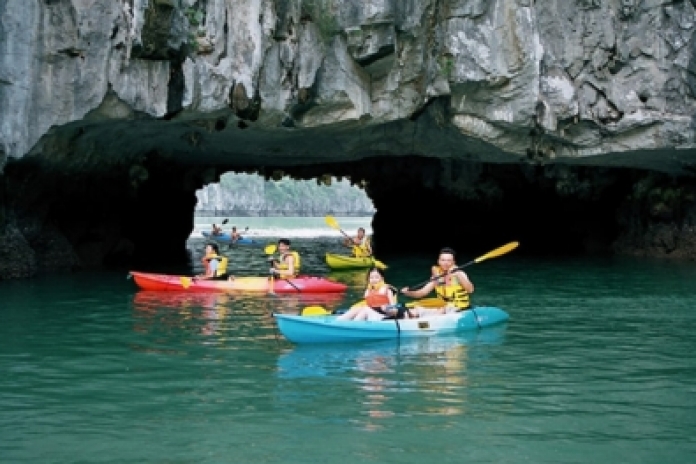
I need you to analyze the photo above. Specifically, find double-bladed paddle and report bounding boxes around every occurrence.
[325,215,351,240]
[404,241,519,292]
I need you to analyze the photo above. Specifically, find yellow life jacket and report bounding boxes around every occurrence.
[432,266,470,309]
[276,251,301,275]
[204,253,228,277]
[352,236,371,257]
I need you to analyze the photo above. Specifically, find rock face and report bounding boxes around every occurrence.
[1,0,696,279]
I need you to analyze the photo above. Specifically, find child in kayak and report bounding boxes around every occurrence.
[337,267,408,321]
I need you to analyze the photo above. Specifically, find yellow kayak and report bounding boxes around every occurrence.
[325,253,387,270]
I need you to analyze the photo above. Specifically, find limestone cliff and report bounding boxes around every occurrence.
[1,0,695,279]
[194,173,375,216]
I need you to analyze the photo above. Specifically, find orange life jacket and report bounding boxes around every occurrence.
[365,283,392,307]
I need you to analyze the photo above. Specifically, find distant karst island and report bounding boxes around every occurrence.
[195,173,375,217]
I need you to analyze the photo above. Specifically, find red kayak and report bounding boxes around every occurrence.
[129,271,348,293]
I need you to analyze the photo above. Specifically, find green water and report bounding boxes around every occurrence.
[1,234,696,463]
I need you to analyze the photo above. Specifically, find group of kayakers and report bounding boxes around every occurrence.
[199,225,474,320]
[197,235,304,281]
[210,223,244,242]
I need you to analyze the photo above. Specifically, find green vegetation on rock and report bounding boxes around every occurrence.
[301,0,339,44]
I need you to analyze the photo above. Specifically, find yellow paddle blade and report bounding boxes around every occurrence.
[324,215,340,230]
[180,277,192,289]
[473,241,519,264]
[301,306,331,316]
[406,297,446,308]
[264,244,277,254]
[373,259,387,270]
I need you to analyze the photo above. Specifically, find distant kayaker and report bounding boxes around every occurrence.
[199,243,229,279]
[343,227,372,257]
[337,267,410,320]
[401,247,474,316]
[269,238,301,278]
[211,223,223,236]
[230,226,243,243]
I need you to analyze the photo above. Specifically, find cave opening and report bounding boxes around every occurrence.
[3,148,695,281]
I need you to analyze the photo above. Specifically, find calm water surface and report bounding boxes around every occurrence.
[1,233,695,463]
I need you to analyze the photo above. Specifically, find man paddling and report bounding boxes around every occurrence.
[343,227,372,257]
[401,247,474,316]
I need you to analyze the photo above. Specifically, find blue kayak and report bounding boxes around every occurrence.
[273,306,509,344]
[201,231,261,246]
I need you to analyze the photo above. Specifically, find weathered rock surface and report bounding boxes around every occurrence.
[1,0,695,279]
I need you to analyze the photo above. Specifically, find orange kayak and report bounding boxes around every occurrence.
[129,271,348,293]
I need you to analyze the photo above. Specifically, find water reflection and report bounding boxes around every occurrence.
[275,327,507,429]
[129,290,350,353]
[327,270,369,289]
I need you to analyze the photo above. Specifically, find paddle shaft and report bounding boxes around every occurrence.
[271,271,301,292]
[405,261,474,292]
[268,273,275,295]
[326,215,365,252]
[405,242,519,291]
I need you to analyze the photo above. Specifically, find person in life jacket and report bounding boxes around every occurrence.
[400,247,474,316]
[343,227,373,257]
[199,243,229,279]
[230,226,242,243]
[269,238,301,278]
[337,267,407,321]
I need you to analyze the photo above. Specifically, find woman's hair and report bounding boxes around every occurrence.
[278,238,291,246]
[204,243,220,257]
[365,266,385,284]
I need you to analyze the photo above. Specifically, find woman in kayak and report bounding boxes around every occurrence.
[401,247,474,315]
[198,243,229,280]
[337,267,402,321]
[343,227,373,257]
[270,238,301,278]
